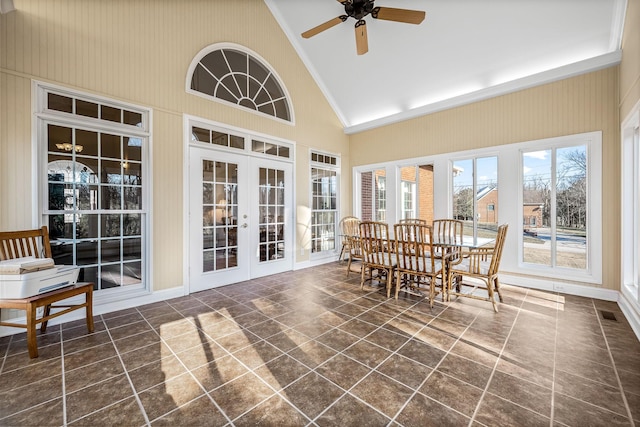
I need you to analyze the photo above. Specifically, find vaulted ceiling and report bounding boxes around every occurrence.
[265,0,627,133]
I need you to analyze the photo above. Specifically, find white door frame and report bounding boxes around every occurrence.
[182,115,295,295]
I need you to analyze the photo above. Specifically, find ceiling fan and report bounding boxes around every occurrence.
[301,0,426,55]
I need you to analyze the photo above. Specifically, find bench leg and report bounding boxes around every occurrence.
[26,302,39,358]
[86,289,94,333]
[41,304,51,333]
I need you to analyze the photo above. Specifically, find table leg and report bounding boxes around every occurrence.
[26,302,39,358]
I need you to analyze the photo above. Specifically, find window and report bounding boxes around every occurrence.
[376,175,386,222]
[38,84,149,292]
[401,181,416,219]
[521,145,587,269]
[311,152,340,255]
[188,44,293,123]
[452,156,498,241]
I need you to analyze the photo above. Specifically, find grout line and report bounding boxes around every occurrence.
[0,334,11,374]
[592,299,636,427]
[60,326,68,427]
[467,289,529,426]
[99,313,152,427]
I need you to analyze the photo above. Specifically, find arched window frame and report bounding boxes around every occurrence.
[186,43,295,125]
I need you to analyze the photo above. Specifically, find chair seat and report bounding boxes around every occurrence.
[450,257,491,276]
[397,255,442,274]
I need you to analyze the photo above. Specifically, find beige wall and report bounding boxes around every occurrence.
[620,0,640,119]
[0,0,350,291]
[350,67,620,290]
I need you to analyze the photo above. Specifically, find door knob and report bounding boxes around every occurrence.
[241,223,248,228]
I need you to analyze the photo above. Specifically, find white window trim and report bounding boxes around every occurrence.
[185,42,295,126]
[621,100,640,307]
[32,81,154,300]
[352,131,602,285]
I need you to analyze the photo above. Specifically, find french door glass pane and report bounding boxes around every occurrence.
[258,167,285,262]
[202,160,238,272]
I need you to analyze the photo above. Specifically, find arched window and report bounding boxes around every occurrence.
[187,44,293,123]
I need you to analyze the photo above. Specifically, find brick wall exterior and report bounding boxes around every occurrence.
[477,188,498,224]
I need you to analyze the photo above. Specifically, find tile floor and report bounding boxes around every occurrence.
[0,263,639,426]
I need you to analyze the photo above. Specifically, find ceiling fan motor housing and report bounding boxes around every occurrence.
[344,0,375,20]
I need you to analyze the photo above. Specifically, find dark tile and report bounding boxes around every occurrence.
[69,396,147,426]
[625,390,640,424]
[364,328,410,352]
[337,318,379,338]
[215,330,261,354]
[396,392,471,426]
[209,372,275,420]
[120,341,173,371]
[316,328,360,352]
[245,319,287,339]
[234,394,309,426]
[62,330,112,354]
[342,340,391,369]
[66,374,134,422]
[103,311,144,329]
[376,353,432,390]
[264,328,310,353]
[64,342,118,371]
[495,358,554,389]
[150,395,228,426]
[396,338,446,368]
[351,371,413,418]
[475,393,550,426]
[128,355,187,392]
[554,370,627,416]
[419,370,483,417]
[450,335,500,369]
[315,393,391,427]
[285,372,345,419]
[1,344,61,372]
[65,355,124,393]
[437,353,493,390]
[413,326,457,351]
[191,354,249,391]
[316,354,371,390]
[0,398,64,427]
[163,329,216,354]
[113,330,160,354]
[138,372,205,421]
[108,320,154,341]
[553,392,631,427]
[383,315,424,337]
[556,354,618,389]
[488,370,552,417]
[0,357,61,393]
[0,375,62,419]
[288,340,338,369]
[253,354,310,391]
[152,317,198,339]
[232,340,282,369]
[144,311,185,329]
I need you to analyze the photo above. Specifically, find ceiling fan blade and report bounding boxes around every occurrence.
[301,16,347,38]
[355,20,368,55]
[372,7,426,25]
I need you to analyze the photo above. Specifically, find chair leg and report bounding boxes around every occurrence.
[86,288,95,333]
[486,280,499,313]
[346,255,352,277]
[360,265,366,290]
[494,277,503,302]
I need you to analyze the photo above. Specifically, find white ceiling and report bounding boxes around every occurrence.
[265,0,626,134]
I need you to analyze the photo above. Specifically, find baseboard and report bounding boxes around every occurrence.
[618,290,640,341]
[500,274,619,301]
[0,286,185,338]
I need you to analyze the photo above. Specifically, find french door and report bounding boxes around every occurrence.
[189,146,293,292]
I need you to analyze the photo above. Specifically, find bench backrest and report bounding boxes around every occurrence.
[0,226,52,261]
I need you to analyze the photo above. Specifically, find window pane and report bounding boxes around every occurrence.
[556,145,587,269]
[523,150,551,266]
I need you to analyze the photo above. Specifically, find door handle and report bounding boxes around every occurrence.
[241,223,248,228]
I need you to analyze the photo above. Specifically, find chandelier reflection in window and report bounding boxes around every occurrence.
[56,142,83,153]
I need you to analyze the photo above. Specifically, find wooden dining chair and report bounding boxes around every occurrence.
[359,221,396,297]
[398,218,428,225]
[338,216,360,262]
[394,223,444,306]
[447,223,508,312]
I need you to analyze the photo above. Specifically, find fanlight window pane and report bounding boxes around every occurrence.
[190,47,292,122]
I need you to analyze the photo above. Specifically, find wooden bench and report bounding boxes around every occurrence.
[0,226,94,358]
